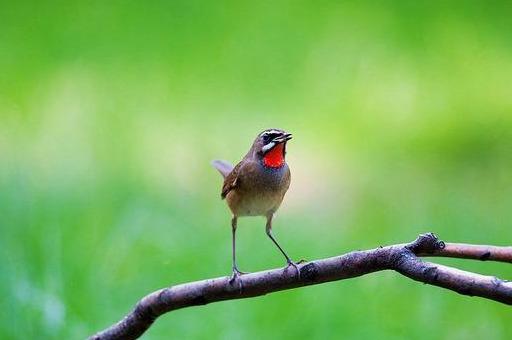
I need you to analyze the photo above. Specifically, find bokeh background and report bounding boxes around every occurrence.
[1,1,511,339]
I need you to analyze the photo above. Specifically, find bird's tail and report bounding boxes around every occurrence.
[211,160,234,178]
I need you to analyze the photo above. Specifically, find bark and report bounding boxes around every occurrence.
[90,233,512,340]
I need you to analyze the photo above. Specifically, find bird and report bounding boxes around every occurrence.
[212,128,298,285]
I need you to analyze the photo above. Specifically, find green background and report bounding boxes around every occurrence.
[1,1,511,339]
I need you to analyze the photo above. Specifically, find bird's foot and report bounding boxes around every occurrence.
[229,268,246,293]
[286,260,301,280]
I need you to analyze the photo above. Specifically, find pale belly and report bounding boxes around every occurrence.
[228,189,285,217]
[225,161,290,217]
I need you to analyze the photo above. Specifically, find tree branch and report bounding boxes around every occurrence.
[90,233,512,340]
[420,243,512,263]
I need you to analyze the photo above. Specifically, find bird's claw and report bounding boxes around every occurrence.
[286,260,301,279]
[229,268,245,293]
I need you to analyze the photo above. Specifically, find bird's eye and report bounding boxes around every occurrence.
[262,133,271,143]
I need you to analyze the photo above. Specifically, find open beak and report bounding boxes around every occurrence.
[272,133,293,143]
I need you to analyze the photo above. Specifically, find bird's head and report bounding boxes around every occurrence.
[252,128,292,168]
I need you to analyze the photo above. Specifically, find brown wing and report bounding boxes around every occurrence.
[221,161,242,199]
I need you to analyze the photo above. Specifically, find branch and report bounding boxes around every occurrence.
[90,233,512,340]
[420,243,512,263]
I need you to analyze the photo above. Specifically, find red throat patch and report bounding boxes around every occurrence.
[263,143,285,168]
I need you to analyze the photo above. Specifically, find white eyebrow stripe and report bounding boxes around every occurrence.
[260,129,281,136]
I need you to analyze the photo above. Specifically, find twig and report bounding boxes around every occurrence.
[421,243,512,263]
[90,233,512,340]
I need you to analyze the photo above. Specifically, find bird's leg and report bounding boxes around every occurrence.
[265,214,300,279]
[265,214,293,263]
[229,216,244,290]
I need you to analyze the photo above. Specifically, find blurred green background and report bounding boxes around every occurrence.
[1,1,511,339]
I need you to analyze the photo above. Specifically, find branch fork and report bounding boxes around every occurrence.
[91,233,512,340]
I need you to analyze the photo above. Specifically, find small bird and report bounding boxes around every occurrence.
[212,128,298,284]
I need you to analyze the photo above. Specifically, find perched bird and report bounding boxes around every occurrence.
[212,128,298,284]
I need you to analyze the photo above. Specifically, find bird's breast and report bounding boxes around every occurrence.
[227,162,290,217]
[255,162,289,189]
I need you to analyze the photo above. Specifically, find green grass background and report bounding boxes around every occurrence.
[1,1,511,339]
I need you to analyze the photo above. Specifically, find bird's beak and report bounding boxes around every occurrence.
[273,133,293,143]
